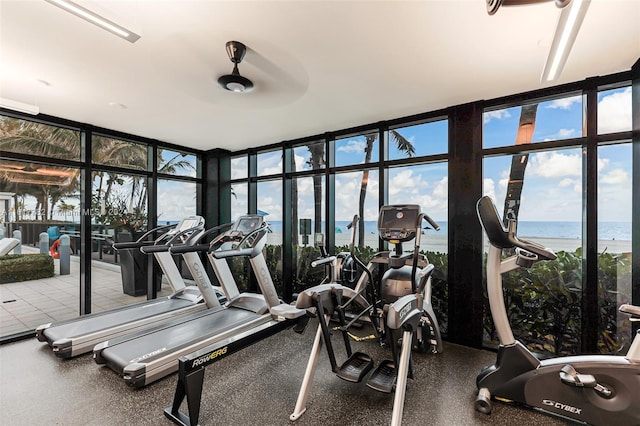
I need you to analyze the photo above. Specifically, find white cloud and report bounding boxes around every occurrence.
[597,157,609,173]
[601,168,628,185]
[388,169,424,196]
[432,176,447,199]
[334,172,379,220]
[258,152,283,176]
[598,87,631,134]
[528,151,581,178]
[558,178,574,187]
[293,154,306,171]
[483,109,511,124]
[542,128,577,141]
[230,157,248,179]
[546,95,581,110]
[337,140,366,154]
[483,178,496,201]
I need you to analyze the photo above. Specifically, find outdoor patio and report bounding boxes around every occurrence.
[0,247,172,337]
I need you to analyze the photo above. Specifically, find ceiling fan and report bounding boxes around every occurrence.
[217,41,255,93]
[487,0,591,82]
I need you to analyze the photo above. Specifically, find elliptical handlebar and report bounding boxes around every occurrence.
[476,196,556,261]
[422,213,440,232]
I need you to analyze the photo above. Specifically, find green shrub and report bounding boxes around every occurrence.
[483,248,630,357]
[0,254,55,284]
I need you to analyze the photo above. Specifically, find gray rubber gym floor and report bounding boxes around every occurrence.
[0,321,570,426]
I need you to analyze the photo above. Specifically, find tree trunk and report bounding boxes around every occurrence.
[358,135,376,248]
[308,143,325,234]
[502,104,538,226]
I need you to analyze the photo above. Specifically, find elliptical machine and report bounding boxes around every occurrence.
[290,204,443,426]
[475,195,640,425]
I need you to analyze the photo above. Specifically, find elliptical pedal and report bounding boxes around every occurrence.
[366,359,397,393]
[336,352,374,383]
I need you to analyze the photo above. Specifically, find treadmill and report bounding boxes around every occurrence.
[93,214,305,388]
[35,216,222,358]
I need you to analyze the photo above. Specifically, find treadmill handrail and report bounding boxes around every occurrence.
[169,243,211,254]
[112,224,175,251]
[113,240,155,250]
[211,247,256,259]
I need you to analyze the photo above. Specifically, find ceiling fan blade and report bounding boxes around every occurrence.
[541,0,591,82]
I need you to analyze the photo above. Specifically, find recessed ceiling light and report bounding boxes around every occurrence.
[108,102,127,109]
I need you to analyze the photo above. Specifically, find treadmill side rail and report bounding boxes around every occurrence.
[165,317,296,426]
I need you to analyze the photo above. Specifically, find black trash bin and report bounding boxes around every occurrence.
[119,248,162,296]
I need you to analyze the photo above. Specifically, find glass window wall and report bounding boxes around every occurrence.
[597,143,632,353]
[0,116,81,160]
[92,135,148,171]
[483,147,584,356]
[334,133,379,167]
[0,159,81,335]
[231,155,248,180]
[158,148,197,178]
[598,87,632,134]
[483,95,583,149]
[257,150,282,177]
[388,120,447,160]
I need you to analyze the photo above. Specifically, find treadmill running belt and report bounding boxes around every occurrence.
[42,298,193,344]
[98,308,261,372]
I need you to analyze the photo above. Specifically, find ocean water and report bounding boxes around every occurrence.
[266,220,632,241]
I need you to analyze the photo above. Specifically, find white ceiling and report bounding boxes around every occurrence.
[1,0,639,153]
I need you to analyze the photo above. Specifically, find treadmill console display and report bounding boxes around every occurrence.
[234,216,263,234]
[377,205,420,242]
[177,217,204,232]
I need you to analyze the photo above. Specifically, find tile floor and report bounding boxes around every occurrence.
[0,246,171,337]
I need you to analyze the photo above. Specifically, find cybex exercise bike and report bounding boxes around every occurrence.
[475,195,640,425]
[290,204,443,426]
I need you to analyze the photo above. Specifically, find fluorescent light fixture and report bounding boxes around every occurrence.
[45,0,141,43]
[0,98,40,115]
[541,0,591,82]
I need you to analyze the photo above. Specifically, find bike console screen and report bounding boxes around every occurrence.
[378,205,420,242]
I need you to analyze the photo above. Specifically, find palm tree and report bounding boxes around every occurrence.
[57,200,76,222]
[0,118,81,220]
[307,143,325,236]
[502,104,538,226]
[357,131,415,247]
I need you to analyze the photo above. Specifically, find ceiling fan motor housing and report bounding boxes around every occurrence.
[218,40,254,92]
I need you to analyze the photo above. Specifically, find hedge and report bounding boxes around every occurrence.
[0,254,55,284]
